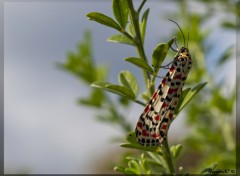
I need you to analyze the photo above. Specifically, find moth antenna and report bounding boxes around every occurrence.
[187,32,189,48]
[174,37,179,50]
[168,19,186,47]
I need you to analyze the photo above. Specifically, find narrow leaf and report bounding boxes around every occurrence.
[177,82,208,113]
[200,162,218,174]
[91,81,111,88]
[119,71,139,97]
[170,144,183,159]
[91,81,136,99]
[141,91,151,102]
[221,21,236,29]
[78,89,105,108]
[114,166,127,174]
[174,88,191,115]
[152,38,175,72]
[128,22,135,36]
[140,8,149,44]
[106,84,135,99]
[86,12,121,31]
[108,34,134,45]
[112,0,129,29]
[124,57,154,73]
[217,46,233,66]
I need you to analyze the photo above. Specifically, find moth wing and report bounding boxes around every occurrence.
[135,61,180,146]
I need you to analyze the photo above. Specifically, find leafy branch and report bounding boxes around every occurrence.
[60,0,235,174]
[85,0,206,175]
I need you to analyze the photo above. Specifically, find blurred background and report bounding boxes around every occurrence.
[4,1,237,174]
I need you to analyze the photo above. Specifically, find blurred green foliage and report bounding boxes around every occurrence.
[59,0,237,174]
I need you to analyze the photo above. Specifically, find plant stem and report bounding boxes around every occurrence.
[134,99,146,106]
[127,0,151,92]
[162,139,175,174]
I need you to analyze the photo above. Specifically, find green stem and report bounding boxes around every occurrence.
[162,139,175,174]
[134,99,146,106]
[127,0,151,93]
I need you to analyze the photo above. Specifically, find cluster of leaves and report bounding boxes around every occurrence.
[86,1,207,174]
[58,30,132,133]
[59,0,237,175]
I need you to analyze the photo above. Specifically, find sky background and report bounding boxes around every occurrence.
[4,1,236,174]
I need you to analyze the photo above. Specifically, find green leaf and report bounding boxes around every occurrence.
[118,96,130,106]
[86,12,121,31]
[128,21,135,36]
[221,21,236,29]
[124,57,154,74]
[139,154,149,174]
[141,91,151,102]
[170,144,183,159]
[78,89,105,108]
[217,46,233,66]
[210,88,235,113]
[95,65,108,81]
[119,71,139,97]
[200,162,218,174]
[114,166,127,174]
[140,8,149,44]
[112,0,129,29]
[108,34,134,45]
[128,160,141,174]
[120,132,159,153]
[152,38,175,73]
[174,88,191,115]
[175,82,208,114]
[91,81,135,99]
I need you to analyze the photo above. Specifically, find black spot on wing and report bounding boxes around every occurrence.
[160,131,165,137]
[166,96,172,102]
[176,81,181,85]
[159,89,163,95]
[162,118,169,123]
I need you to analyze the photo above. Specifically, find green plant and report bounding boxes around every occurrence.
[59,0,236,174]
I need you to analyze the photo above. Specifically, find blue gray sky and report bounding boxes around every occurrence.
[4,1,235,174]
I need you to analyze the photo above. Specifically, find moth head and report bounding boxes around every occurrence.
[179,47,189,53]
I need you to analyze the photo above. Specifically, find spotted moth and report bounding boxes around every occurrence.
[135,21,192,146]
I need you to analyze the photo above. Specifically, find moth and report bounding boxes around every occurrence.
[135,20,192,146]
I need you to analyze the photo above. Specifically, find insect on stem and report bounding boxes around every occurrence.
[135,20,192,146]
